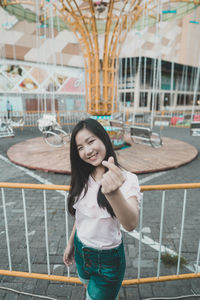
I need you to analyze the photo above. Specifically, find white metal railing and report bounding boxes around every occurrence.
[0,110,90,128]
[1,110,200,128]
[0,182,200,285]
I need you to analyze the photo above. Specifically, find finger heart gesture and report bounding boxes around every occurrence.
[101,156,125,195]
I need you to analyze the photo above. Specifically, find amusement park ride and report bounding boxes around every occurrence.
[1,0,200,118]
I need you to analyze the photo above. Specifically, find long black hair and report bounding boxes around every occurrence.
[68,118,119,218]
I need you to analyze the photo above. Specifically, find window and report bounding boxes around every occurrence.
[177,94,193,106]
[120,92,134,105]
[150,93,160,110]
[164,93,171,106]
[139,92,148,107]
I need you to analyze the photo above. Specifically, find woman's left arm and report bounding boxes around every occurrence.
[101,157,139,232]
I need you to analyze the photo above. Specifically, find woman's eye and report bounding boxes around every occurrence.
[78,147,83,151]
[89,139,95,144]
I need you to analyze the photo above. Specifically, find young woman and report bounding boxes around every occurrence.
[63,118,141,300]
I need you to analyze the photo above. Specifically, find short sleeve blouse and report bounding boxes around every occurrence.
[73,170,142,249]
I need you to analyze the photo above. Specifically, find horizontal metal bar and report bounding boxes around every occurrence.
[0,182,200,191]
[0,270,199,286]
[123,272,200,285]
[141,183,200,191]
[0,270,81,284]
[0,182,70,191]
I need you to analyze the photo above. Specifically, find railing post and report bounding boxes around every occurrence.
[64,191,70,277]
[177,189,187,275]
[1,188,12,271]
[157,191,165,278]
[195,240,200,274]
[137,194,143,279]
[22,189,31,273]
[43,190,50,275]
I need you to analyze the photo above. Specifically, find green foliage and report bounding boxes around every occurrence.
[161,252,187,267]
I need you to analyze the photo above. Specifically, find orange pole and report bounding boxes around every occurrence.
[0,182,200,191]
[0,270,81,284]
[0,182,70,191]
[0,270,199,286]
[140,182,200,191]
[89,0,100,112]
[56,110,60,124]
[122,272,200,286]
[103,0,114,111]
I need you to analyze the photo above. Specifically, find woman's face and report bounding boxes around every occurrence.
[75,128,106,167]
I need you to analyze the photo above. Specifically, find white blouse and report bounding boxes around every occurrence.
[73,170,142,249]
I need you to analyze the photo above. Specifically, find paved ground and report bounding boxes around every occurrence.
[0,125,200,300]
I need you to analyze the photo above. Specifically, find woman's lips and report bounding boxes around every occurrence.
[88,153,97,161]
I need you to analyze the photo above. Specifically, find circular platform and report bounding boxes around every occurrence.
[7,135,198,174]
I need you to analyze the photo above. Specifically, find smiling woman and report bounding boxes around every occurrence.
[63,118,141,300]
[75,128,106,167]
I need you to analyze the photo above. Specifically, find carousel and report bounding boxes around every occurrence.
[0,0,199,172]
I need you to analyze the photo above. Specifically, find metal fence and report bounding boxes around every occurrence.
[0,111,90,128]
[1,110,200,129]
[0,182,200,287]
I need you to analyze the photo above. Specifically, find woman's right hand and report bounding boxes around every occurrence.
[63,242,75,267]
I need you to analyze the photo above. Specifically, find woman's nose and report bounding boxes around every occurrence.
[85,145,93,155]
